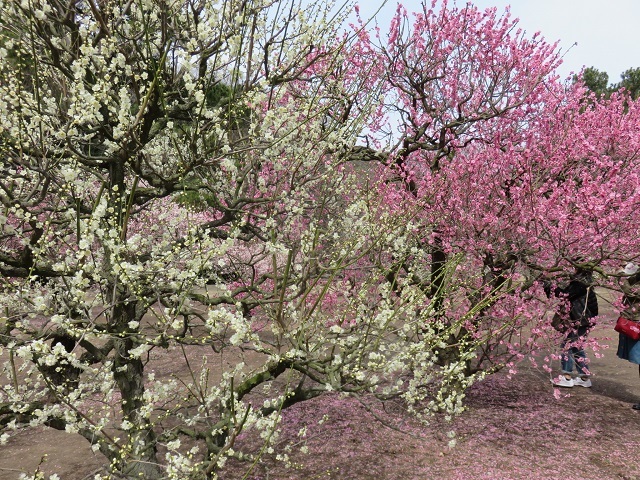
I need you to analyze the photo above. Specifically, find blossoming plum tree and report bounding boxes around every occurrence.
[1,0,640,479]
[350,1,640,375]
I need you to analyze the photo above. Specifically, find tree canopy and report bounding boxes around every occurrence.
[580,66,640,100]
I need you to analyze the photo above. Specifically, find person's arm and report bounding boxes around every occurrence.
[622,277,640,302]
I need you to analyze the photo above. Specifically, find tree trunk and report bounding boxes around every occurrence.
[113,334,162,478]
[110,298,162,478]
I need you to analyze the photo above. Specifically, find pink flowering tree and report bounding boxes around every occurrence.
[350,0,640,376]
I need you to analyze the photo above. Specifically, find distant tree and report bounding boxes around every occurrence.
[581,66,640,101]
[580,67,610,97]
[615,67,640,100]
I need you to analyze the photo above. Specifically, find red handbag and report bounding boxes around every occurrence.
[614,316,640,341]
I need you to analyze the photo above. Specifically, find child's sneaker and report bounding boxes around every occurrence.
[551,375,574,387]
[573,376,592,388]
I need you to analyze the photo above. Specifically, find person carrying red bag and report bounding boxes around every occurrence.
[616,262,640,409]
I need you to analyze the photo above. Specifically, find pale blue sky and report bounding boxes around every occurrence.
[352,0,640,83]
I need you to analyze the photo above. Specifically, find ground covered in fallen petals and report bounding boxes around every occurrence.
[3,322,640,480]
[220,359,640,480]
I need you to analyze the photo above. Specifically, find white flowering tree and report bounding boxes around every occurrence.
[0,1,492,478]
